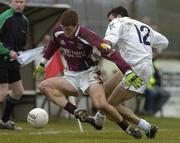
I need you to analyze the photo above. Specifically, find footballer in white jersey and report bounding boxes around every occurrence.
[93,6,169,139]
[104,17,169,93]
[105,17,168,66]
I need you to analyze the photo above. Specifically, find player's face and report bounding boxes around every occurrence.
[108,14,122,22]
[61,25,78,38]
[11,0,26,13]
[108,14,116,22]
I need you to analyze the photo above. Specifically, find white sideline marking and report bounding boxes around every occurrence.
[0,132,9,135]
[0,130,79,136]
[29,131,62,135]
[0,128,177,136]
[29,130,80,135]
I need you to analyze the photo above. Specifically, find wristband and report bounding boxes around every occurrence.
[40,63,45,67]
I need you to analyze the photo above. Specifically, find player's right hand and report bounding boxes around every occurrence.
[9,50,18,60]
[33,64,44,78]
[100,43,111,50]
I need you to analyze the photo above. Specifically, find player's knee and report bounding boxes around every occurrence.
[39,80,49,92]
[108,97,122,108]
[12,90,24,100]
[93,99,107,110]
[0,95,6,102]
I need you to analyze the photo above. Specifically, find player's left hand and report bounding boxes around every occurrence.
[125,71,143,89]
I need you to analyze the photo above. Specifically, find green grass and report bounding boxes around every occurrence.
[0,116,180,143]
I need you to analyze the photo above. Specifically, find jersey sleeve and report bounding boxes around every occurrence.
[43,32,60,60]
[0,43,10,56]
[0,8,14,56]
[101,49,131,74]
[80,27,131,74]
[150,30,169,49]
[79,27,104,48]
[104,19,122,47]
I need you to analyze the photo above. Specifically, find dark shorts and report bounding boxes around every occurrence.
[0,59,21,84]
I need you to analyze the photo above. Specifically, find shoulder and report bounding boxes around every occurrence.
[52,25,64,38]
[108,17,130,29]
[79,26,89,34]
[0,8,15,28]
[110,17,130,24]
[0,8,14,17]
[130,18,152,29]
[122,17,154,32]
[78,26,98,38]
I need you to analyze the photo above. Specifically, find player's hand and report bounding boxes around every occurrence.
[9,50,18,60]
[125,71,143,89]
[100,43,111,50]
[33,64,44,78]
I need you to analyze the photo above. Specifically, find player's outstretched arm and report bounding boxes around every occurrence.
[33,58,48,78]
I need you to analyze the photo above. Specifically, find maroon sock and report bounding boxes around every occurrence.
[117,119,129,131]
[64,101,77,114]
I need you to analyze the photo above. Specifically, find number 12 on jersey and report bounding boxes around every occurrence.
[134,24,150,46]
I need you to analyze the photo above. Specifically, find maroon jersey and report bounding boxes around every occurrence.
[43,25,131,73]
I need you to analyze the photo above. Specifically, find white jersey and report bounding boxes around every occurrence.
[104,17,169,66]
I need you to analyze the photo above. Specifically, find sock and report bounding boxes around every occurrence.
[137,119,151,132]
[95,111,105,120]
[94,111,105,126]
[95,111,105,117]
[64,101,77,114]
[117,119,129,131]
[1,95,19,122]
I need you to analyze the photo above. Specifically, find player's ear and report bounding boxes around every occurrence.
[117,15,122,18]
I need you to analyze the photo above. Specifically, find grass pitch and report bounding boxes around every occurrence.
[0,116,180,143]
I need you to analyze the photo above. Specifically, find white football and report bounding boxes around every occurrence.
[27,108,49,129]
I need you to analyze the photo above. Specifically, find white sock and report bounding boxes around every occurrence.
[94,111,105,126]
[137,119,151,132]
[125,125,132,135]
[95,111,104,117]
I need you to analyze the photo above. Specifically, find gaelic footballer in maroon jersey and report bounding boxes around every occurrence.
[44,24,131,73]
[34,10,143,138]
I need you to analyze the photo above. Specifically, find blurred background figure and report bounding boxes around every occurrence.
[143,49,170,116]
[41,34,51,48]
[0,0,28,131]
[135,17,170,116]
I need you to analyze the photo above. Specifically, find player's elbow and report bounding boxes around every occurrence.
[161,36,169,49]
[153,39,169,49]
[165,38,169,48]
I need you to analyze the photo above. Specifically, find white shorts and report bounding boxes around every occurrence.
[120,60,154,94]
[63,66,103,95]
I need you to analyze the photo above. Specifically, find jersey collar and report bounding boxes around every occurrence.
[74,25,80,37]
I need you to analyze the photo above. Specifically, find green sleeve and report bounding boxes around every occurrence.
[0,8,14,28]
[0,8,14,56]
[0,42,10,56]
